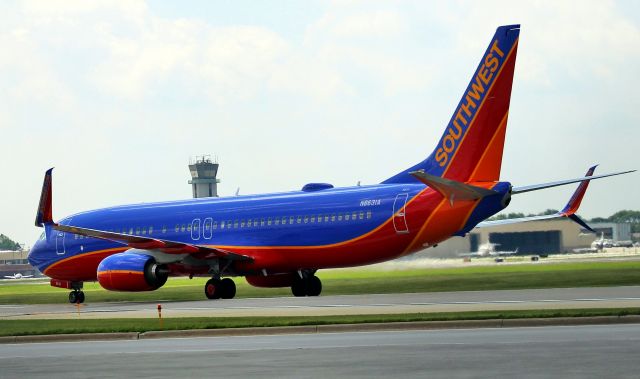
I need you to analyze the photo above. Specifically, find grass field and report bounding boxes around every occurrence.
[1,261,640,305]
[1,308,638,337]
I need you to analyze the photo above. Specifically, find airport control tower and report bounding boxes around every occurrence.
[188,155,220,198]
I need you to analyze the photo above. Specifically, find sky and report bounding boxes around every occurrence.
[1,0,639,247]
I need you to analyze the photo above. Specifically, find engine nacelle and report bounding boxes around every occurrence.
[246,273,296,288]
[97,252,168,292]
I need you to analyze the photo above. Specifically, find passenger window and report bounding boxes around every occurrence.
[367,211,372,219]
[162,225,167,233]
[290,216,295,224]
[282,217,288,225]
[345,214,350,221]
[260,218,265,226]
[304,216,309,223]
[213,221,218,230]
[275,218,280,225]
[268,218,272,226]
[187,224,192,232]
[352,212,358,220]
[317,215,322,223]
[247,219,252,227]
[234,220,239,228]
[324,215,329,222]
[241,220,246,227]
[310,216,316,223]
[149,226,154,234]
[135,227,140,235]
[297,216,302,224]
[181,224,186,232]
[129,227,134,234]
[338,214,343,221]
[175,225,179,232]
[331,214,336,222]
[141,228,147,235]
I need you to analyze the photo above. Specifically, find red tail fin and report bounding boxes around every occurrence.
[384,25,520,184]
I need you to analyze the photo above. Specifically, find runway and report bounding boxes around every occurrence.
[1,324,639,378]
[2,286,640,319]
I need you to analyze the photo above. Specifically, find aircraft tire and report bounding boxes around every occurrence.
[68,291,78,304]
[291,278,307,297]
[77,291,85,304]
[220,278,236,299]
[307,276,322,296]
[205,279,222,300]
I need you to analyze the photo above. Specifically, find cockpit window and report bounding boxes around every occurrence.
[39,232,46,241]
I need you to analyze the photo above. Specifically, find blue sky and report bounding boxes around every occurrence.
[1,0,639,246]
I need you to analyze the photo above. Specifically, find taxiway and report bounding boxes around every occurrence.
[1,286,639,319]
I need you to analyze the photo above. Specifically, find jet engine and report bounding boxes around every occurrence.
[97,252,168,291]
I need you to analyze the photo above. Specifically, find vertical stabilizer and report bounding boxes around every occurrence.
[384,25,520,184]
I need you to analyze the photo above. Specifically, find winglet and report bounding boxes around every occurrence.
[409,170,497,206]
[35,168,54,227]
[560,165,597,233]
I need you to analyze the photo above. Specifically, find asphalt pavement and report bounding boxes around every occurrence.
[0,324,639,378]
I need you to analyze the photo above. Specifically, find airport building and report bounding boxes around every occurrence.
[188,155,220,198]
[589,222,632,242]
[424,219,600,257]
[0,250,41,278]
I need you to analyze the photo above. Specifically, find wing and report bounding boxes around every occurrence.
[511,167,634,194]
[477,166,598,231]
[35,169,252,262]
[55,223,252,262]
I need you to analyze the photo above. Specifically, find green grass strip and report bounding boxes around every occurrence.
[2,261,640,304]
[1,308,638,337]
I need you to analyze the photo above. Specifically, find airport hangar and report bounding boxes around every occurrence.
[423,219,631,257]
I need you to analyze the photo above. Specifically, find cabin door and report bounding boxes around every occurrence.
[393,193,409,234]
[55,217,71,255]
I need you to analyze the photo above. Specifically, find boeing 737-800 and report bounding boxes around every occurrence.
[28,25,634,303]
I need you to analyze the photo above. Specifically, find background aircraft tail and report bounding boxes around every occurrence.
[383,24,520,184]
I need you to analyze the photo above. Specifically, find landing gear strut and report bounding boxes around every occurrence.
[204,278,236,300]
[291,275,322,297]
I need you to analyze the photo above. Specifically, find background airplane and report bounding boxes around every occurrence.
[460,242,518,258]
[3,273,33,280]
[28,25,634,304]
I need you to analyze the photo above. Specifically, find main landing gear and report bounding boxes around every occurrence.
[68,290,85,304]
[204,278,236,300]
[291,275,322,297]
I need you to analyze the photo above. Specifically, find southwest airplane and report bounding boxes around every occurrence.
[28,25,633,304]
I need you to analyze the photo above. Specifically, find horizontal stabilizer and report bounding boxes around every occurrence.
[409,170,497,206]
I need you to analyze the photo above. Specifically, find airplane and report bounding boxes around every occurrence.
[28,24,635,304]
[3,273,34,279]
[459,242,518,258]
